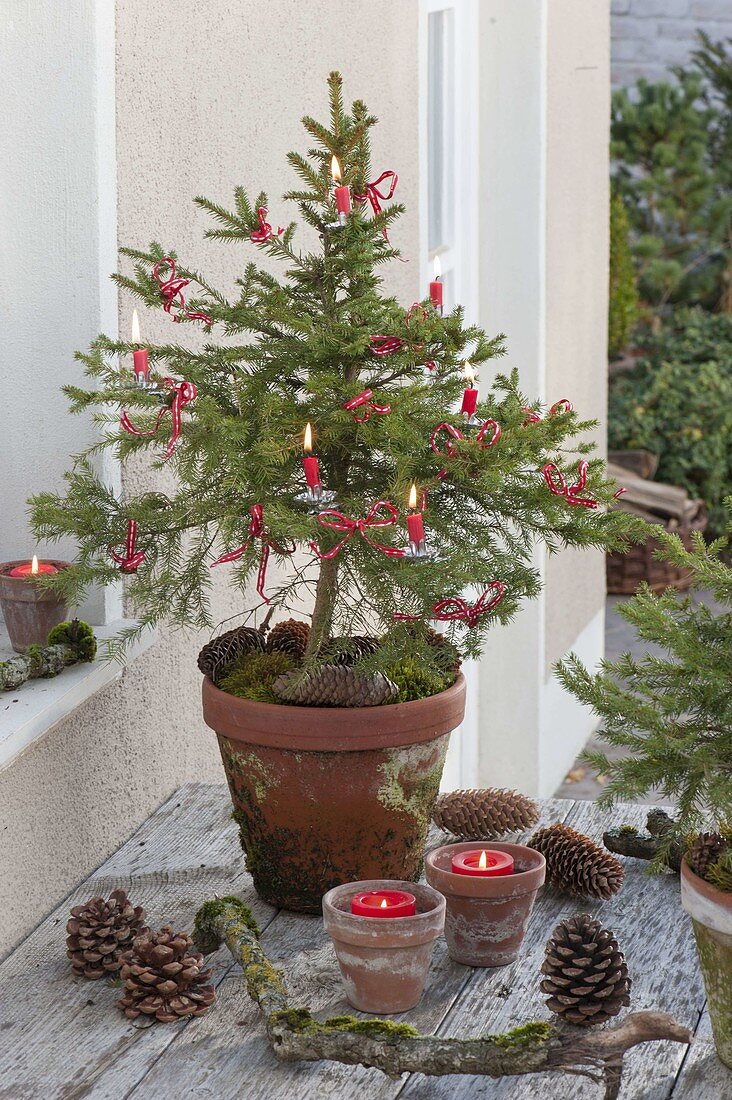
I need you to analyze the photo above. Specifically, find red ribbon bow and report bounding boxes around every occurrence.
[430,420,502,478]
[210,504,294,603]
[109,520,145,574]
[121,378,198,459]
[343,389,392,424]
[249,206,284,243]
[354,170,398,238]
[431,583,507,628]
[522,398,573,426]
[369,334,405,357]
[542,460,598,509]
[309,500,405,560]
[153,257,212,325]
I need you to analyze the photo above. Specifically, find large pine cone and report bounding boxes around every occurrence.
[541,913,631,1026]
[529,823,624,900]
[67,889,148,980]
[198,625,265,684]
[688,832,728,880]
[274,664,398,707]
[118,926,216,1023]
[433,789,539,840]
[266,619,311,660]
[318,635,381,666]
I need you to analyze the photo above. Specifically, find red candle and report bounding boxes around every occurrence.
[351,890,417,917]
[406,482,425,547]
[429,255,443,312]
[451,849,515,877]
[331,155,351,217]
[302,422,321,489]
[131,309,150,383]
[8,555,58,578]
[460,364,478,417]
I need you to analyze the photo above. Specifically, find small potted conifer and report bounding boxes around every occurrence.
[557,516,732,1065]
[30,73,634,912]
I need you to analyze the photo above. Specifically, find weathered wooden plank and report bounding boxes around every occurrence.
[398,800,701,1100]
[671,1008,732,1099]
[0,784,275,1100]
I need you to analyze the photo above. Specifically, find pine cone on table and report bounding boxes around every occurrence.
[273,664,398,707]
[197,625,266,684]
[433,789,540,840]
[688,832,729,880]
[67,889,148,980]
[118,926,216,1023]
[529,823,624,900]
[541,913,631,1026]
[318,635,381,665]
[266,619,311,660]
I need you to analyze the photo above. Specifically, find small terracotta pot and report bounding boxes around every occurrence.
[323,879,445,1013]
[681,858,732,1068]
[0,561,71,653]
[425,841,546,967]
[202,673,465,914]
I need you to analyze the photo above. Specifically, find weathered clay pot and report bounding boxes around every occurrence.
[323,879,445,1013]
[425,841,546,966]
[0,561,70,652]
[202,673,466,913]
[681,857,732,1067]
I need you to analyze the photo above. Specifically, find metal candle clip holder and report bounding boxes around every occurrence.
[461,413,482,430]
[403,538,440,563]
[294,484,338,514]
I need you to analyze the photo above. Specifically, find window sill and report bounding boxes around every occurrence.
[0,620,156,771]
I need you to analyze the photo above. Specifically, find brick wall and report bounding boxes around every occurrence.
[612,0,732,87]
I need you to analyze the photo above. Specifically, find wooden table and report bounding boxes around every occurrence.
[1,783,728,1099]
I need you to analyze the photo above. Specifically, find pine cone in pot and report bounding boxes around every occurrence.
[318,635,381,665]
[541,913,631,1026]
[198,625,266,684]
[118,925,216,1023]
[529,822,624,900]
[687,831,729,880]
[266,618,311,660]
[67,889,148,980]
[433,788,540,840]
[274,664,398,707]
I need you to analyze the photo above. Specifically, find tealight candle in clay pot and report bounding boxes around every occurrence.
[323,879,445,1014]
[0,558,71,652]
[425,841,545,967]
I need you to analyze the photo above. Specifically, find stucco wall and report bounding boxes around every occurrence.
[0,0,419,961]
[612,0,732,87]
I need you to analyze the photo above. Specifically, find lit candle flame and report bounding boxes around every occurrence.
[433,254,441,280]
[479,850,487,870]
[380,898,388,909]
[464,363,475,387]
[331,155,342,183]
[408,482,418,511]
[31,555,39,575]
[131,309,141,344]
[303,422,313,453]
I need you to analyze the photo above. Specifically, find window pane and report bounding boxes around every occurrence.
[428,8,454,255]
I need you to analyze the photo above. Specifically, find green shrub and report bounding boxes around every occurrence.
[608,190,639,358]
[608,309,732,532]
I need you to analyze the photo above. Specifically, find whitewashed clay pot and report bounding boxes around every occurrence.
[681,857,732,1068]
[322,879,445,1014]
[425,841,546,967]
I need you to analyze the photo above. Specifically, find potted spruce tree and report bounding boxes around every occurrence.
[557,518,732,1065]
[31,73,634,912]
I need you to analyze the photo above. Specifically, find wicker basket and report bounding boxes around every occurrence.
[606,505,708,595]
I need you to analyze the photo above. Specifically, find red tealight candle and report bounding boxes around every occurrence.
[350,890,417,917]
[406,482,425,547]
[331,155,351,218]
[451,849,515,877]
[302,422,321,489]
[429,255,443,312]
[8,555,59,578]
[131,309,150,383]
[460,363,478,418]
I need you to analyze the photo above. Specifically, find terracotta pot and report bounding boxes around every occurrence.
[323,879,445,1013]
[425,841,545,966]
[681,858,732,1068]
[0,561,70,653]
[202,673,466,913]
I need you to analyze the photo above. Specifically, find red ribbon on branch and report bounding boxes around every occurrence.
[369,334,405,357]
[309,500,405,560]
[109,520,145,574]
[354,170,398,239]
[343,389,392,424]
[542,460,598,509]
[121,379,198,459]
[249,206,284,243]
[430,419,502,478]
[522,398,573,426]
[395,582,506,628]
[210,504,294,603]
[152,257,212,325]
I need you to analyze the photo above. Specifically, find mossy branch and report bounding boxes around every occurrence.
[193,898,690,1097]
[0,620,97,692]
